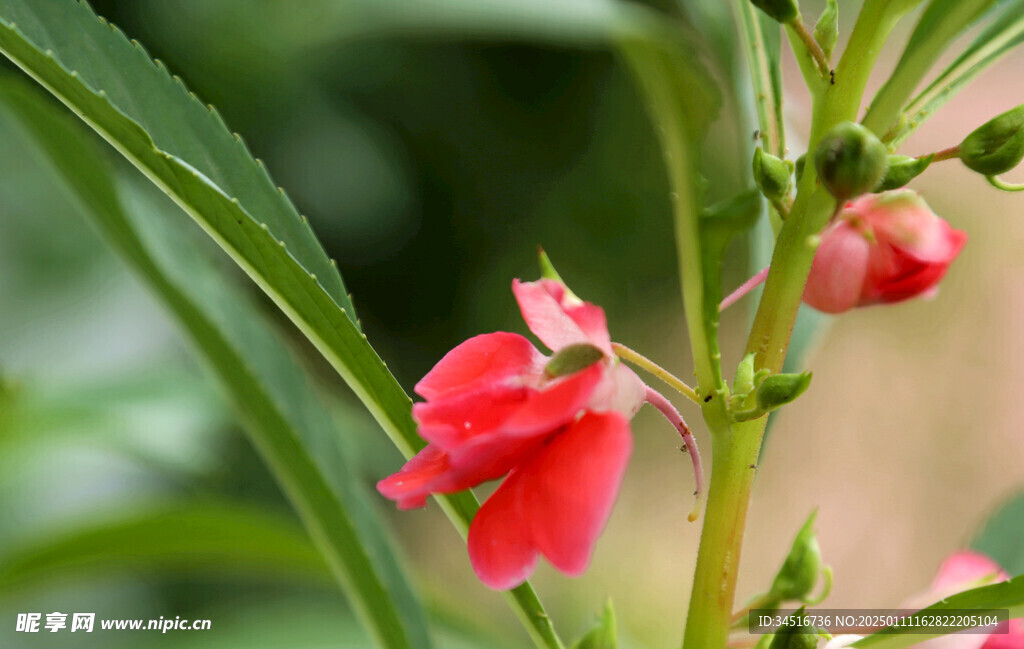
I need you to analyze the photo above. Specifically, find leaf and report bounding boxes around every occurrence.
[0,3,562,641]
[888,0,1024,147]
[571,599,618,649]
[619,29,724,394]
[973,490,1024,577]
[863,0,998,136]
[0,80,432,649]
[0,502,331,592]
[851,576,1024,648]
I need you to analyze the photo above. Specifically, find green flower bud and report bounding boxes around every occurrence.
[770,511,823,601]
[545,343,604,378]
[794,153,806,185]
[814,122,888,200]
[813,0,838,61]
[874,154,933,191]
[756,371,812,411]
[749,0,800,23]
[960,104,1024,176]
[733,353,757,396]
[768,609,818,649]
[753,148,794,202]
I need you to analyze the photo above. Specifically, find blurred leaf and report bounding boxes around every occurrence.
[973,490,1024,577]
[0,3,580,646]
[314,0,687,49]
[0,0,357,326]
[571,599,617,649]
[851,575,1024,648]
[620,25,724,392]
[863,0,998,136]
[889,0,1024,147]
[0,502,330,593]
[0,81,432,649]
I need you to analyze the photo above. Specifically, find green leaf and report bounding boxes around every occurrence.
[0,502,331,592]
[863,0,998,136]
[888,0,1024,147]
[571,599,618,649]
[852,576,1024,648]
[0,3,562,645]
[620,33,722,395]
[973,490,1024,577]
[0,80,431,649]
[0,0,357,327]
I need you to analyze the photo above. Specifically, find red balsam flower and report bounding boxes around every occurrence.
[378,278,648,590]
[803,190,967,314]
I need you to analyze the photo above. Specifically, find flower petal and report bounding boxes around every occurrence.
[931,551,1007,595]
[415,363,603,453]
[376,444,450,510]
[414,332,546,401]
[803,221,871,314]
[467,468,539,590]
[512,279,612,355]
[518,411,632,576]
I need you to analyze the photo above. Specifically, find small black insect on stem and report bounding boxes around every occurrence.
[830,69,836,85]
[703,394,712,403]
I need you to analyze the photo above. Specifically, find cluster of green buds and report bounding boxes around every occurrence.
[730,353,813,422]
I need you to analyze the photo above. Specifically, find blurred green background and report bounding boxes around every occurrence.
[1,1,1023,647]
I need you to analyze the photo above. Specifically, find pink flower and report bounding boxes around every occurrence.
[377,278,647,589]
[803,190,967,314]
[904,551,1024,649]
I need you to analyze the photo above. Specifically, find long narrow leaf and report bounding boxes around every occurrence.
[862,0,997,136]
[888,0,1024,147]
[0,3,563,646]
[852,575,1024,649]
[0,502,330,593]
[0,80,431,649]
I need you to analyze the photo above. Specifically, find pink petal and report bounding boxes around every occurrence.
[803,221,871,313]
[414,332,546,401]
[467,468,539,590]
[376,444,450,510]
[931,551,1007,595]
[512,279,613,355]
[517,411,632,576]
[414,363,603,453]
[981,618,1024,649]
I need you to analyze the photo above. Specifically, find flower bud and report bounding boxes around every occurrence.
[769,511,823,601]
[959,104,1024,176]
[753,148,794,202]
[814,122,888,200]
[545,343,604,378]
[874,154,932,191]
[756,371,812,411]
[768,607,818,649]
[749,0,800,23]
[814,0,838,61]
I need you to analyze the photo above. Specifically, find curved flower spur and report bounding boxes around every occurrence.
[377,256,704,590]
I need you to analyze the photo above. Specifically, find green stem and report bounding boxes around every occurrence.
[681,4,920,648]
[612,342,701,404]
[682,417,767,649]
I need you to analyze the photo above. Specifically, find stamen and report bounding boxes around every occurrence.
[644,386,704,521]
[719,266,770,312]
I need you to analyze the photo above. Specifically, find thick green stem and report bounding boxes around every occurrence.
[680,4,921,648]
[682,417,766,649]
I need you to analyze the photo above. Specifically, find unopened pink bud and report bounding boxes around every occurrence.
[803,190,967,314]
